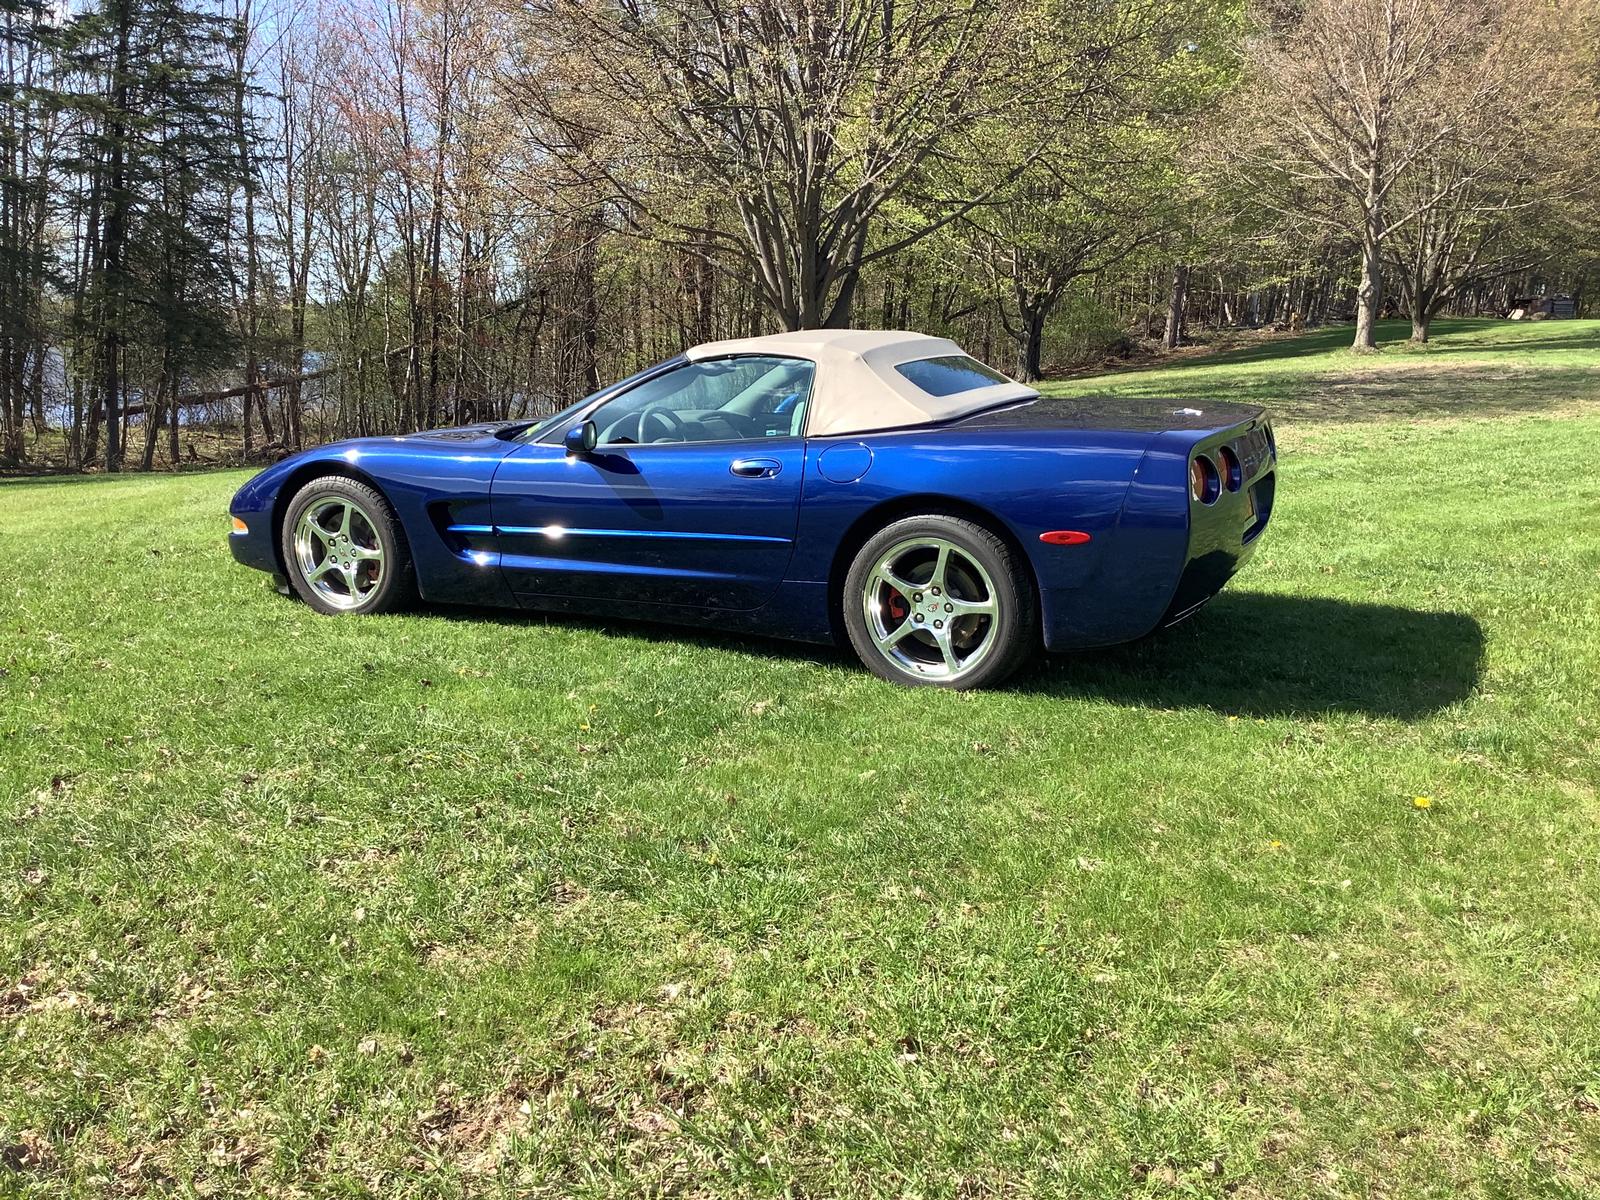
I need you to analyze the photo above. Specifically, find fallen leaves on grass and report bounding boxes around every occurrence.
[0,969,113,1023]
[545,878,589,909]
[0,1130,53,1171]
[416,1085,531,1176]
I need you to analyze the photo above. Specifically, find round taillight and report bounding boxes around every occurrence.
[1218,445,1242,491]
[1190,455,1219,504]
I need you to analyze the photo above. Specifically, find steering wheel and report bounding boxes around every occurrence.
[639,405,686,443]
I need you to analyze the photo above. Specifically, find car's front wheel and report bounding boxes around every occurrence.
[842,514,1036,689]
[281,476,415,616]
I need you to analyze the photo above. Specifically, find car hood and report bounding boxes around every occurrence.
[391,421,531,446]
[228,424,525,516]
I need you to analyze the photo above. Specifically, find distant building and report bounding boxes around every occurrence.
[1508,295,1577,319]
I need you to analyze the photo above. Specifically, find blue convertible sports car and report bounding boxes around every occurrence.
[228,330,1276,689]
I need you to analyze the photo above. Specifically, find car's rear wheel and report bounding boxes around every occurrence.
[281,476,415,616]
[842,514,1036,689]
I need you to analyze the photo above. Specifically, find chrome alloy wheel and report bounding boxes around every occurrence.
[292,497,385,610]
[861,536,1001,681]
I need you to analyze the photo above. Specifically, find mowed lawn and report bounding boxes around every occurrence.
[2,319,1599,1198]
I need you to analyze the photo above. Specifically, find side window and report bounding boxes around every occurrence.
[589,356,815,446]
[894,355,1009,397]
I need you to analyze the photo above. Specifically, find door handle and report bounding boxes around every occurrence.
[730,458,782,479]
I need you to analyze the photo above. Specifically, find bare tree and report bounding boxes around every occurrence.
[506,0,1054,331]
[1239,0,1508,352]
[1381,7,1600,340]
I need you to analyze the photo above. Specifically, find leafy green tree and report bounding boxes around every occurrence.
[60,0,242,470]
[929,1,1242,378]
[0,0,54,465]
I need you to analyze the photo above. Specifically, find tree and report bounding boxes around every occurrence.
[226,0,271,454]
[955,149,1170,380]
[60,0,243,470]
[4,0,1598,471]
[1380,5,1600,340]
[508,0,1058,331]
[941,2,1241,378]
[0,0,55,465]
[1238,0,1506,352]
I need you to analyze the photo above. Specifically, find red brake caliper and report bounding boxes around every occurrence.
[886,588,908,623]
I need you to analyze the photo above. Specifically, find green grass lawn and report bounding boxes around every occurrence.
[1046,316,1600,425]
[2,319,1599,1197]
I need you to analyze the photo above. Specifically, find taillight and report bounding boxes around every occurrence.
[1190,455,1219,504]
[1218,445,1241,492]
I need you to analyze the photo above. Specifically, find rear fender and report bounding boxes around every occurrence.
[793,429,1154,646]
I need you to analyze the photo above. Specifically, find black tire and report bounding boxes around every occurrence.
[842,513,1037,690]
[280,475,416,616]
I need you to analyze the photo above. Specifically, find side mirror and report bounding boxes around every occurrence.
[564,420,597,455]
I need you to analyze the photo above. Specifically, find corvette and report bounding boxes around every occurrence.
[228,329,1276,689]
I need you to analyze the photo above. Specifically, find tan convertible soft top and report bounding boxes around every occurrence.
[684,329,1038,438]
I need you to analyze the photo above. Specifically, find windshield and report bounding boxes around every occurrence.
[520,357,690,442]
[525,396,591,440]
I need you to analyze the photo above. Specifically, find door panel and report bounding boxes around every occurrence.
[489,438,806,610]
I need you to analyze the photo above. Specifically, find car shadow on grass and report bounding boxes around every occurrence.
[412,600,856,670]
[413,589,1482,721]
[1026,591,1484,720]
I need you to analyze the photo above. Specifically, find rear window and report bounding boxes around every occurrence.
[894,355,1009,397]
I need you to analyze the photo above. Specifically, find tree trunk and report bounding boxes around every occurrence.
[233,6,262,458]
[1353,235,1382,351]
[83,379,100,466]
[819,219,869,330]
[139,365,168,472]
[1352,160,1383,352]
[99,2,132,473]
[1163,265,1189,351]
[27,334,44,438]
[242,376,253,455]
[685,239,714,347]
[168,381,181,464]
[1016,307,1045,383]
[577,214,601,391]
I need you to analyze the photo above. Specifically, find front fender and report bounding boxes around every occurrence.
[227,438,518,606]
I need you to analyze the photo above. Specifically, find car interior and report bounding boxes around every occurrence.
[592,356,815,446]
